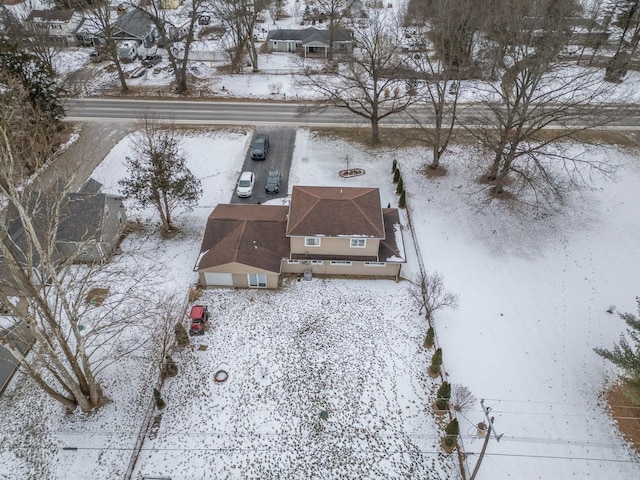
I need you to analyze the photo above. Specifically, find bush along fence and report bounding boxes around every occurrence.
[392,160,406,209]
[394,158,463,465]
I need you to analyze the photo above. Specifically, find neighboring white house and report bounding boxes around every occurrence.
[24,9,86,46]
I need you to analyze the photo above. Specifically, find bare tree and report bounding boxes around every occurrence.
[144,291,186,383]
[404,0,478,170]
[311,0,356,60]
[0,4,63,75]
[576,0,608,64]
[211,0,269,72]
[0,99,154,411]
[299,7,415,144]
[132,0,209,94]
[119,115,202,233]
[84,1,130,93]
[422,0,480,70]
[450,384,476,412]
[463,0,620,204]
[267,0,287,25]
[605,0,640,82]
[408,271,459,321]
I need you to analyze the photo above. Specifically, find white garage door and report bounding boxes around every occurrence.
[204,272,233,286]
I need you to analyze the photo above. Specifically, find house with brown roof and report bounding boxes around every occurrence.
[194,186,405,289]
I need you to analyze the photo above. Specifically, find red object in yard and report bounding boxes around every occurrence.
[189,305,210,336]
[190,305,206,320]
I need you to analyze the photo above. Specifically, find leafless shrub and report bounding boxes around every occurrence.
[450,384,476,412]
[408,271,459,321]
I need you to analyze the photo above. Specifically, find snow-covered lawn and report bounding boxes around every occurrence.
[1,125,640,479]
[135,280,458,479]
[403,144,640,478]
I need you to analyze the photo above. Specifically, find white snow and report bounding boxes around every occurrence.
[1,1,640,478]
[2,125,640,480]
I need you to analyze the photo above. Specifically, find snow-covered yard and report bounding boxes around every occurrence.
[2,123,640,479]
[135,280,458,479]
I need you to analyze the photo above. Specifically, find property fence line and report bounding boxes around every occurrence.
[123,294,192,480]
[402,174,470,480]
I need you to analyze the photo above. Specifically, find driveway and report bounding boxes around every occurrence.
[231,127,296,204]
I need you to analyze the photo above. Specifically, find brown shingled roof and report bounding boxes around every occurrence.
[195,205,289,273]
[286,186,384,238]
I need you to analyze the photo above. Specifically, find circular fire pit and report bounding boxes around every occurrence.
[214,370,229,383]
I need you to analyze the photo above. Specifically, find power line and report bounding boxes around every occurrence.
[0,445,635,464]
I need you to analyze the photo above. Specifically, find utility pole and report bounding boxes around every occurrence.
[469,399,504,480]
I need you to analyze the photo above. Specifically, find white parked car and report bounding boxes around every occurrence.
[236,171,255,198]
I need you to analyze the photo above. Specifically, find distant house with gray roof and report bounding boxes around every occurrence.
[1,179,127,289]
[112,9,158,48]
[266,27,353,56]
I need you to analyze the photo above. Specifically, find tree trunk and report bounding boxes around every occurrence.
[493,143,516,193]
[487,151,502,181]
[115,61,129,94]
[176,65,187,94]
[328,18,335,61]
[371,117,380,144]
[430,145,441,169]
[158,191,173,232]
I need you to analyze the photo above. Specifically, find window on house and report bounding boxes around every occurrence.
[287,259,300,264]
[330,260,352,266]
[364,262,386,267]
[273,41,278,49]
[350,238,366,248]
[305,237,321,247]
[311,260,323,265]
[248,273,267,288]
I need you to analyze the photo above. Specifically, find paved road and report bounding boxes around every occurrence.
[65,98,640,129]
[66,98,363,127]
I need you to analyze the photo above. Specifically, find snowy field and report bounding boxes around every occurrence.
[1,125,640,478]
[2,0,640,477]
[134,281,458,479]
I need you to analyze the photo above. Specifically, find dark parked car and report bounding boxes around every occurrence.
[142,54,162,68]
[265,169,280,194]
[250,134,270,160]
[89,50,107,63]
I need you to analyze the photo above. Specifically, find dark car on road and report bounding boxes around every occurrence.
[265,169,280,194]
[250,134,270,160]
